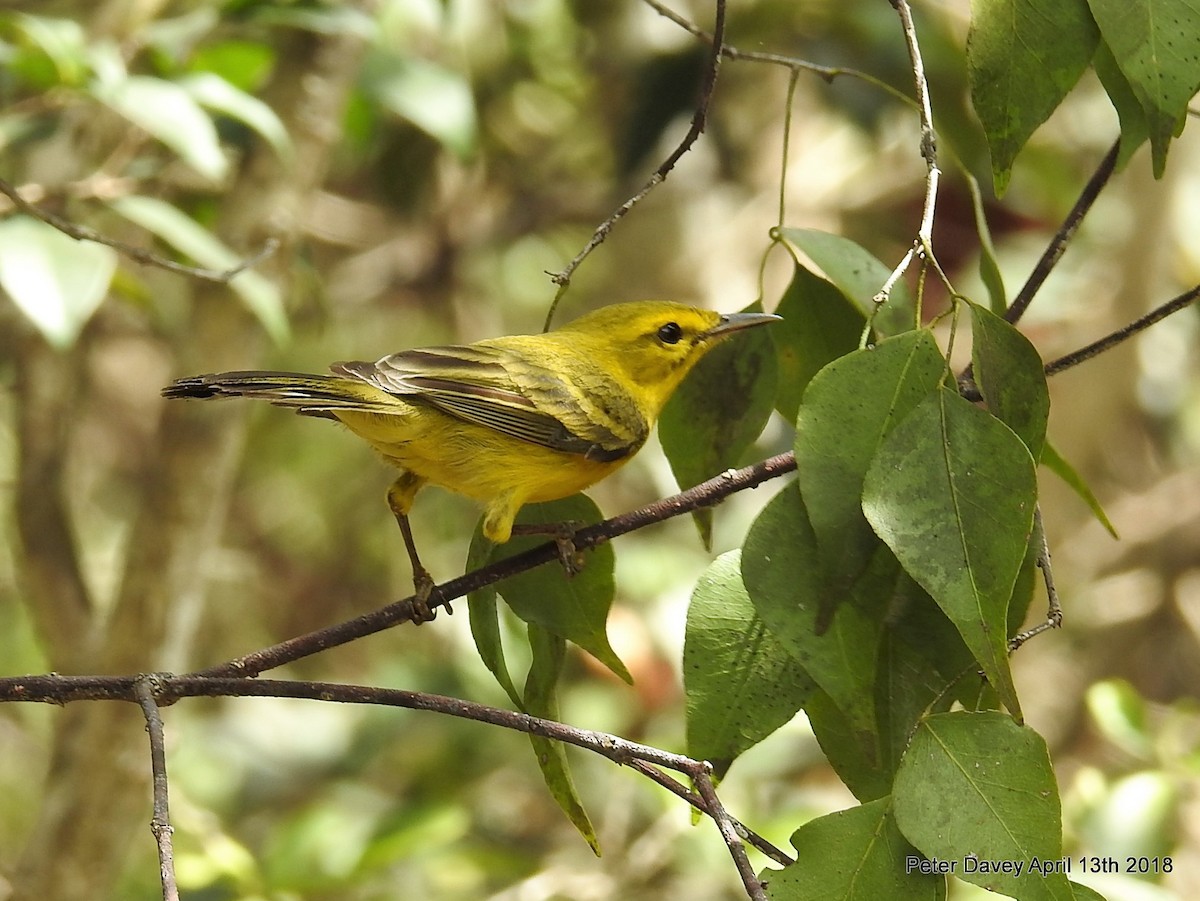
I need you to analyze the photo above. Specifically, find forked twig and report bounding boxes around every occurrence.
[0,176,277,283]
[873,0,941,310]
[133,677,180,901]
[543,0,727,328]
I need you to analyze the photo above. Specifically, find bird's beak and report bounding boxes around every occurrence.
[705,311,782,340]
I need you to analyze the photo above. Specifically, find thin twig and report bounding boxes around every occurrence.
[1005,140,1120,325]
[543,0,726,327]
[1044,283,1200,376]
[133,677,180,901]
[641,0,915,107]
[1009,507,1063,651]
[873,0,941,311]
[625,759,792,866]
[194,451,798,678]
[694,768,768,900]
[0,176,278,283]
[0,672,788,886]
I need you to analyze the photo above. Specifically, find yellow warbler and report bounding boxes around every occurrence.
[163,301,778,610]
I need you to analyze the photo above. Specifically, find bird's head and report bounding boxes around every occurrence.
[554,301,780,417]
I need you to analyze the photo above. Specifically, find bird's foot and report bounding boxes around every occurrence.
[511,520,586,577]
[410,569,451,624]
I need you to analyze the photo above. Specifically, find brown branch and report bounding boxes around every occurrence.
[641,0,914,107]
[625,759,792,866]
[0,176,278,283]
[0,673,793,883]
[133,678,180,901]
[1005,140,1120,325]
[195,451,798,679]
[874,0,940,309]
[695,769,768,900]
[543,0,726,326]
[1043,283,1200,376]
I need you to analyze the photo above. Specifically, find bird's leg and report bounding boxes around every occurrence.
[509,520,586,577]
[387,474,447,623]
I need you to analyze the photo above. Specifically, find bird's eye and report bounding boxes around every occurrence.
[656,322,683,345]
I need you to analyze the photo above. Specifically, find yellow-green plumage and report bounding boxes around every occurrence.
[163,300,777,566]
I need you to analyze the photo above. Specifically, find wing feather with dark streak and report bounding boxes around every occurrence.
[331,343,645,462]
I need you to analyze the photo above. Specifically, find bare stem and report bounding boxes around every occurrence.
[0,176,278,283]
[1,672,793,887]
[133,678,180,901]
[543,0,727,327]
[1006,140,1120,325]
[1009,507,1063,651]
[873,0,941,310]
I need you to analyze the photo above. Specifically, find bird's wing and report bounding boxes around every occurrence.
[332,343,639,461]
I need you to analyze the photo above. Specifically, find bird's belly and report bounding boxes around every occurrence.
[335,408,625,505]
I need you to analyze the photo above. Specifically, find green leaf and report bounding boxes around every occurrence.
[777,228,914,335]
[970,301,1050,460]
[804,689,894,803]
[1094,39,1152,168]
[106,195,289,343]
[91,74,229,181]
[661,301,777,549]
[742,484,882,752]
[967,0,1099,194]
[466,534,523,709]
[7,13,90,88]
[764,798,943,901]
[770,264,866,424]
[179,72,294,163]
[962,171,1007,313]
[0,215,117,348]
[481,495,630,683]
[862,387,1037,721]
[364,55,477,159]
[524,625,600,855]
[1040,441,1118,537]
[684,551,814,777]
[1089,0,1200,175]
[894,712,1073,901]
[796,330,946,593]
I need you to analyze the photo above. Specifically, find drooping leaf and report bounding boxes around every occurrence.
[742,484,882,753]
[796,330,946,593]
[7,13,90,88]
[804,688,894,803]
[363,55,477,159]
[524,625,600,855]
[106,194,289,343]
[764,798,943,901]
[661,301,777,548]
[466,535,523,709]
[1040,440,1118,538]
[91,73,230,181]
[962,171,1007,313]
[684,551,813,777]
[1093,39,1151,169]
[479,495,630,683]
[1089,0,1200,176]
[862,387,1036,720]
[769,264,865,424]
[967,0,1099,193]
[894,712,1074,901]
[777,228,914,335]
[970,301,1050,460]
[179,72,294,163]
[0,215,117,348]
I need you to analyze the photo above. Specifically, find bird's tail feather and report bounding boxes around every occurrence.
[162,371,400,416]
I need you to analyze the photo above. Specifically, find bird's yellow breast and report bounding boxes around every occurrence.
[334,405,629,508]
